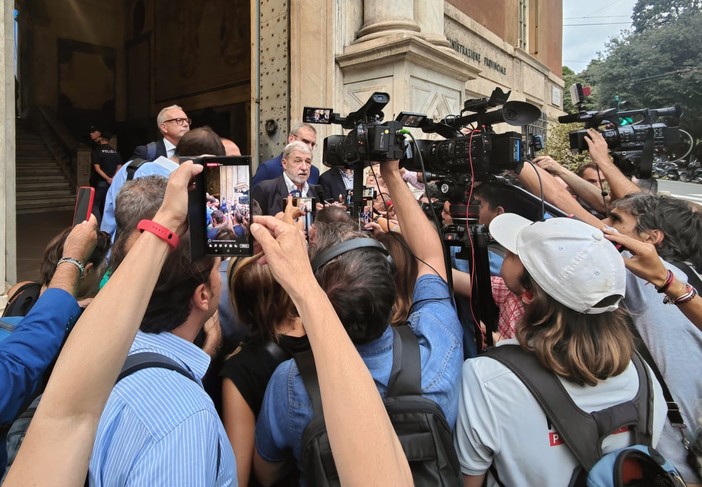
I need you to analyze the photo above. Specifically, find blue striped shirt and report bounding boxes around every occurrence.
[89,331,236,486]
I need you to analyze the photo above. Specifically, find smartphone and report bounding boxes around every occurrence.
[302,107,333,124]
[281,196,316,213]
[188,156,253,258]
[362,186,376,199]
[282,196,316,240]
[72,186,95,226]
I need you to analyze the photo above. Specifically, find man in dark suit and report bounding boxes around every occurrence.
[253,123,320,186]
[131,105,191,160]
[252,141,323,216]
[319,166,354,203]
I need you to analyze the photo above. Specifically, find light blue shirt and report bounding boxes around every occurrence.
[255,274,463,473]
[89,331,236,486]
[100,156,178,241]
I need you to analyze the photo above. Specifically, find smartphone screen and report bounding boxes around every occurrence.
[201,156,253,256]
[72,186,95,226]
[302,107,332,124]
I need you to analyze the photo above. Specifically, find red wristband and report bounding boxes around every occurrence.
[137,219,180,250]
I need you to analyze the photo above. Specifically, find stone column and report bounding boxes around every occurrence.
[356,0,420,42]
[0,0,17,287]
[414,0,452,49]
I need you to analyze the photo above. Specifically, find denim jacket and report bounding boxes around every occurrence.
[255,274,464,469]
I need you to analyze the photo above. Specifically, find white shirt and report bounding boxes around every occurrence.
[164,138,177,158]
[454,339,666,486]
[282,172,310,197]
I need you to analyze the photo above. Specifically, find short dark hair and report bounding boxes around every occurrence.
[310,223,396,344]
[174,126,225,157]
[474,181,520,213]
[612,193,702,269]
[140,234,216,333]
[575,163,599,178]
[211,209,225,225]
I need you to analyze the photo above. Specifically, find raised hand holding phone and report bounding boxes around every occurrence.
[72,187,95,226]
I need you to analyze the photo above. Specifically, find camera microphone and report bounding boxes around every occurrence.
[558,113,582,123]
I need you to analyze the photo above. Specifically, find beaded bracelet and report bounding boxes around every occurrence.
[655,269,675,293]
[56,257,85,279]
[674,285,698,305]
[663,283,697,305]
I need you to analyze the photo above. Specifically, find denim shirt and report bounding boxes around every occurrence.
[255,274,463,469]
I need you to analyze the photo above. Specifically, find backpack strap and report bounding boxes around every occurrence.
[295,350,324,416]
[295,325,417,416]
[117,351,197,384]
[146,141,158,162]
[125,158,148,181]
[483,345,652,471]
[115,352,222,474]
[387,325,421,397]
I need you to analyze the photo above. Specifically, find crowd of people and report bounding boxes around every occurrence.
[1,105,701,487]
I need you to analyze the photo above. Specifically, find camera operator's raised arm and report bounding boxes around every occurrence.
[584,128,641,200]
[380,159,446,280]
[517,162,603,228]
[534,155,609,214]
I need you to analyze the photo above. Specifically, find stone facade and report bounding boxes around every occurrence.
[1,0,563,287]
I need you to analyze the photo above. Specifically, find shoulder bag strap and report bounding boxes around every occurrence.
[669,260,702,292]
[628,324,686,429]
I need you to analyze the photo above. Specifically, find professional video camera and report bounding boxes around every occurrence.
[402,88,541,202]
[559,83,682,177]
[303,92,423,166]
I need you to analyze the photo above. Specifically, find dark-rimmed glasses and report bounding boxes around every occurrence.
[162,118,192,126]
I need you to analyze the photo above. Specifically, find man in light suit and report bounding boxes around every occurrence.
[253,123,321,186]
[252,141,323,216]
[131,105,191,161]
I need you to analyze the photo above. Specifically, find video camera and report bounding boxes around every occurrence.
[559,83,682,177]
[303,92,423,166]
[304,88,541,204]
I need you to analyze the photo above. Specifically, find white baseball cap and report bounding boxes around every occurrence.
[489,214,626,314]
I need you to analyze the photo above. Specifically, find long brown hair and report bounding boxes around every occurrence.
[228,254,297,343]
[375,232,417,326]
[515,272,634,386]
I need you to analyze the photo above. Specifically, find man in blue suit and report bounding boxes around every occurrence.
[253,123,320,186]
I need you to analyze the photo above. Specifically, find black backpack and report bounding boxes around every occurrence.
[2,283,42,318]
[2,352,201,481]
[483,345,686,487]
[295,325,462,487]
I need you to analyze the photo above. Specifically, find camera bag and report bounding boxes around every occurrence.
[483,344,686,487]
[295,325,462,487]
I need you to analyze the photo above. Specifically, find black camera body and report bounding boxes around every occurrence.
[305,88,540,204]
[323,120,406,167]
[559,90,683,177]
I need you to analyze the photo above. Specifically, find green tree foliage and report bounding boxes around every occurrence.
[586,9,702,141]
[543,122,591,172]
[632,0,702,32]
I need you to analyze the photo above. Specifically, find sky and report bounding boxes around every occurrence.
[562,0,637,73]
